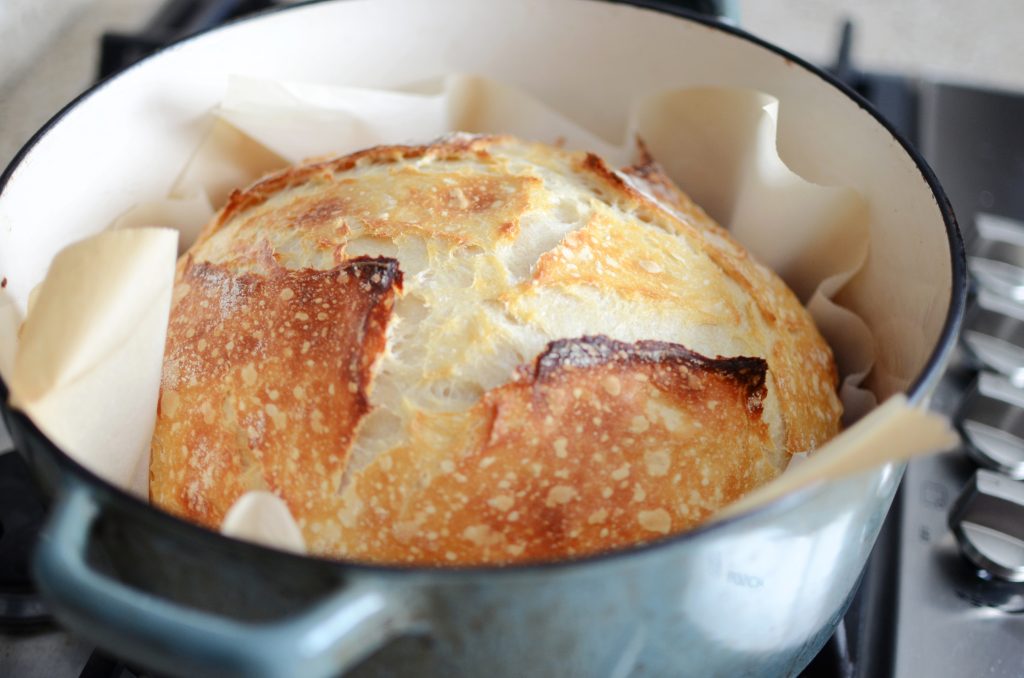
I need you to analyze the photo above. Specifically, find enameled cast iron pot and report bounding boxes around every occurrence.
[0,1,965,676]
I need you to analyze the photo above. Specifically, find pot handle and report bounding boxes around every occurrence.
[33,481,427,678]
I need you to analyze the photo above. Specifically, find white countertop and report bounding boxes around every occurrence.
[744,0,1024,93]
[1,0,1023,172]
[0,0,161,168]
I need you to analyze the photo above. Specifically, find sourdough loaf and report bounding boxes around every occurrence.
[149,134,841,565]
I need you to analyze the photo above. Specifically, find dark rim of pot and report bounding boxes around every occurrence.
[0,0,965,576]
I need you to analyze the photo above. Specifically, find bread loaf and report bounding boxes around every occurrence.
[149,134,841,565]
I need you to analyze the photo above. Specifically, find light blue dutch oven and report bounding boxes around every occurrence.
[0,0,964,675]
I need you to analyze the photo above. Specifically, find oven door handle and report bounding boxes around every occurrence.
[32,480,429,678]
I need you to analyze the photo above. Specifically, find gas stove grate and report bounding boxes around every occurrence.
[0,453,50,630]
[98,0,280,79]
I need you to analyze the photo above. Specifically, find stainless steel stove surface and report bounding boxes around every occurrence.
[2,2,1024,677]
[890,82,1024,678]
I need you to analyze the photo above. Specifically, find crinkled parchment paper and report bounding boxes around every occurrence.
[0,74,955,553]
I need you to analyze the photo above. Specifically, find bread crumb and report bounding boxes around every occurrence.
[161,390,180,418]
[488,495,514,512]
[644,450,670,477]
[629,415,650,433]
[601,375,621,396]
[638,509,671,534]
[546,485,577,506]
[463,524,503,546]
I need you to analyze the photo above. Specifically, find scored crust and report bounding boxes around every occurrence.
[335,336,773,564]
[150,256,401,526]
[149,134,842,565]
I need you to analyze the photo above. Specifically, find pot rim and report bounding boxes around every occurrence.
[0,0,966,576]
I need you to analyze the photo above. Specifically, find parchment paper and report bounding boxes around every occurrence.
[0,74,955,551]
[8,228,177,496]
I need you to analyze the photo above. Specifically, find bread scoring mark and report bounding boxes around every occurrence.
[570,143,841,453]
[149,255,401,529]
[509,211,744,325]
[523,335,767,416]
[354,168,539,246]
[294,198,348,230]
[618,137,716,223]
[193,134,837,462]
[207,134,513,237]
[198,143,541,267]
[335,335,774,565]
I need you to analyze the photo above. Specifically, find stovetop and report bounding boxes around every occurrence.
[2,2,1024,677]
[890,82,1024,677]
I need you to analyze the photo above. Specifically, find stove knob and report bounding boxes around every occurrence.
[955,372,1024,479]
[948,469,1024,582]
[961,289,1024,382]
[968,213,1024,301]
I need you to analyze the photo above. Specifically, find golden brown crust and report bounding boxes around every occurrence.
[613,145,843,451]
[149,256,400,528]
[150,133,842,564]
[333,336,774,565]
[620,138,729,236]
[509,211,745,325]
[205,135,514,246]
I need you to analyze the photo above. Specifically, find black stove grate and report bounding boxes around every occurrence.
[79,651,140,678]
[99,0,281,79]
[0,452,51,630]
[825,20,918,143]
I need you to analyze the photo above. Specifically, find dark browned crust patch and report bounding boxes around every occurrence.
[524,335,767,414]
[570,143,841,453]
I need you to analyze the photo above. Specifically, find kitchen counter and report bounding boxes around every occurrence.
[2,0,1022,170]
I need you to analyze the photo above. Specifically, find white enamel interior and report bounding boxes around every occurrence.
[0,0,952,400]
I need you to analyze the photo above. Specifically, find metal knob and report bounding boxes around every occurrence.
[948,469,1024,582]
[955,372,1024,478]
[961,289,1024,383]
[969,213,1024,301]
